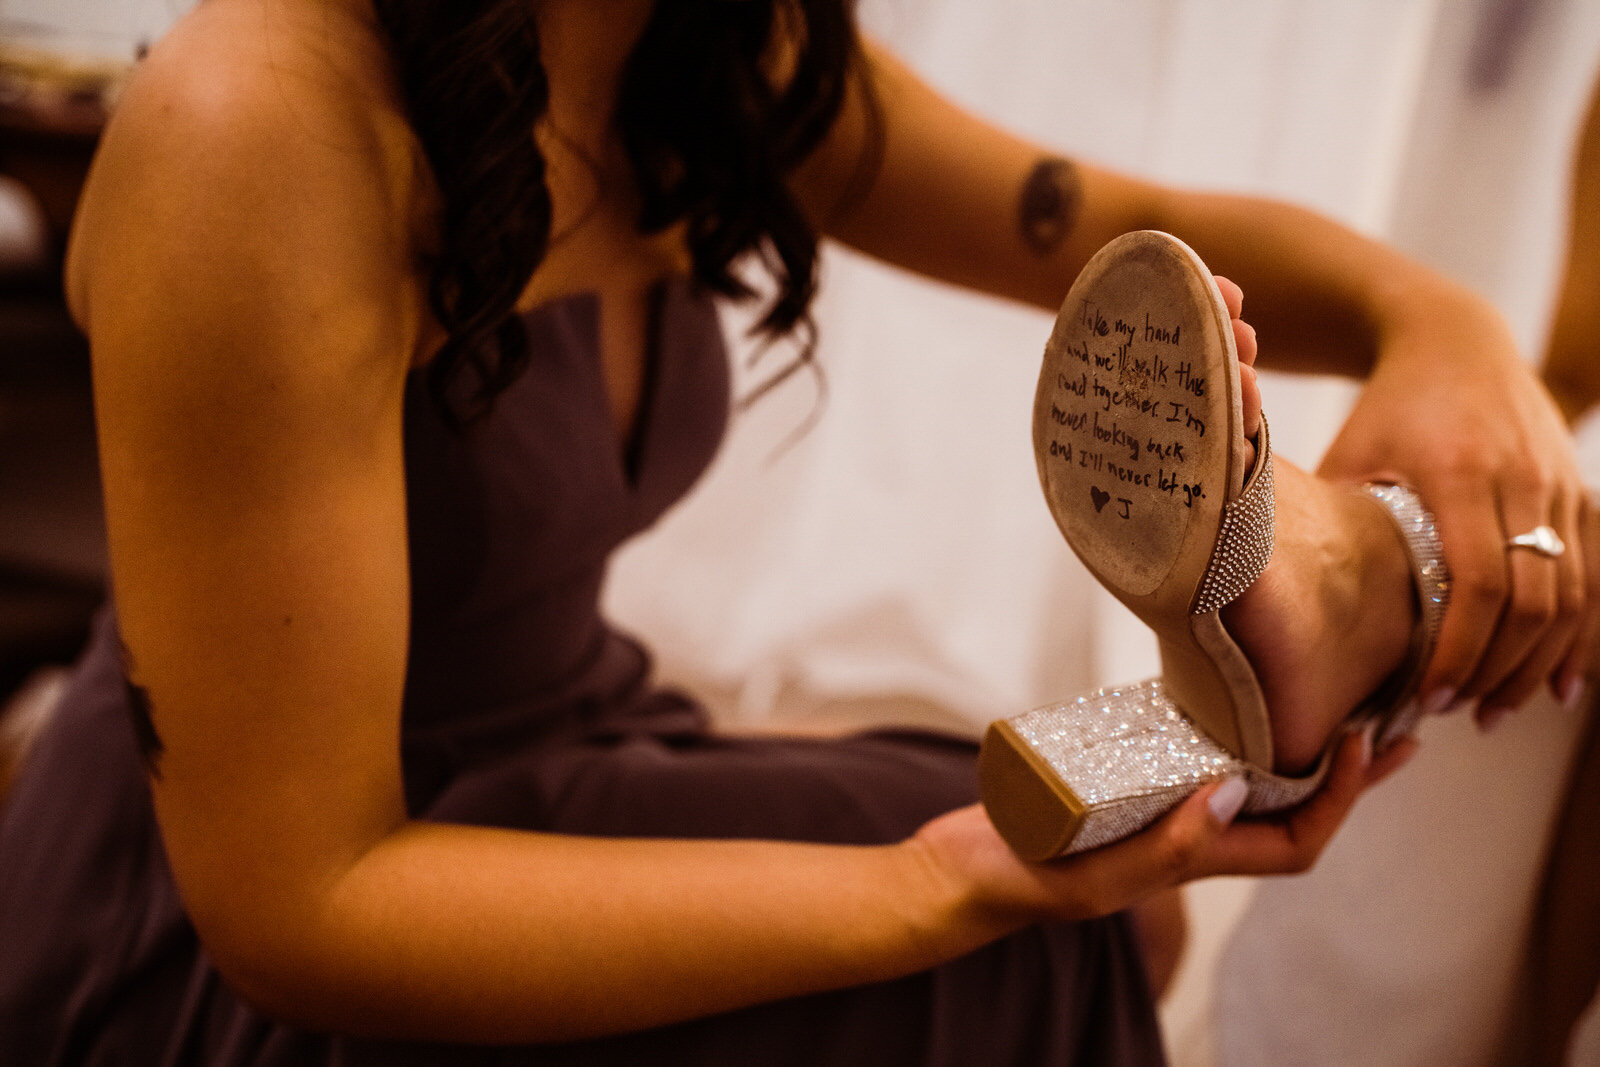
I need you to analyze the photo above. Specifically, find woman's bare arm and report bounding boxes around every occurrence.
[794,40,1432,374]
[69,17,1020,1042]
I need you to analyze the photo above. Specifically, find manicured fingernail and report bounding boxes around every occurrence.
[1480,706,1511,732]
[1562,676,1587,709]
[1422,688,1457,717]
[1208,777,1249,825]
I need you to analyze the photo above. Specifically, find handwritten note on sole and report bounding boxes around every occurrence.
[1032,232,1237,601]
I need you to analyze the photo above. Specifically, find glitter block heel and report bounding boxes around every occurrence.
[982,681,1333,860]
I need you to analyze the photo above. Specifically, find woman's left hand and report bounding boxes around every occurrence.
[1318,279,1591,725]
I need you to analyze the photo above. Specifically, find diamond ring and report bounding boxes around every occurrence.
[1506,525,1566,559]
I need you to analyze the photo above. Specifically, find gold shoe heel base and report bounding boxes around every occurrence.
[980,720,1088,861]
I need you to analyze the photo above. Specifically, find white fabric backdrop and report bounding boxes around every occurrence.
[1216,3,1600,1065]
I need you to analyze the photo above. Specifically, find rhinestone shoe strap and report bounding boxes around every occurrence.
[1193,416,1276,615]
[1359,483,1451,749]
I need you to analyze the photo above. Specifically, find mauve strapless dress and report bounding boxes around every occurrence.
[0,279,1164,1065]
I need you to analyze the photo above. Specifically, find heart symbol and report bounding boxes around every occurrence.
[1090,486,1110,513]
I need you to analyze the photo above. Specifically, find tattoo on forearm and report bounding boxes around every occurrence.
[1018,157,1083,256]
[119,638,164,777]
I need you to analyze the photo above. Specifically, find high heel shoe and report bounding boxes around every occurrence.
[978,231,1450,860]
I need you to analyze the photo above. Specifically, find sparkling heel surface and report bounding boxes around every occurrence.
[981,679,1326,857]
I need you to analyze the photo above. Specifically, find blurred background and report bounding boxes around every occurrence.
[2,0,1597,1063]
[0,0,182,791]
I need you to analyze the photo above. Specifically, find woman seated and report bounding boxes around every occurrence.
[0,1,1585,1063]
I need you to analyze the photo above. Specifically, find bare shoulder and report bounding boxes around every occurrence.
[66,0,429,371]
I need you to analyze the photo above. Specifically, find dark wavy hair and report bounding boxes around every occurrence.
[369,0,880,423]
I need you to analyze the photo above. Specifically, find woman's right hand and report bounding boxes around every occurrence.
[911,730,1415,930]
